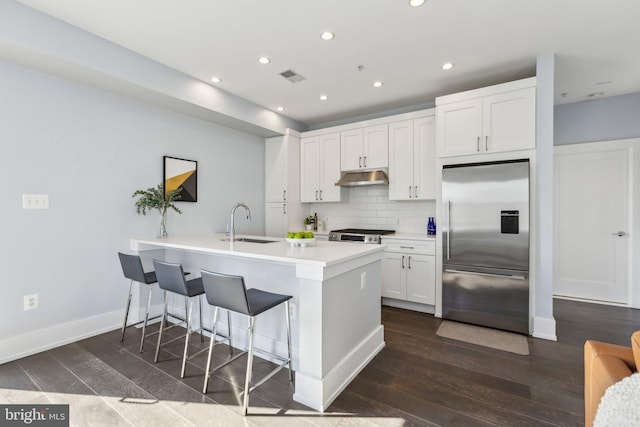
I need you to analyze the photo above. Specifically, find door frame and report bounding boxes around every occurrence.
[553,138,640,308]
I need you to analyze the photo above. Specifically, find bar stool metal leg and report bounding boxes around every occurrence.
[203,306,220,393]
[139,284,154,353]
[154,291,169,363]
[181,297,194,378]
[120,280,134,342]
[285,300,293,381]
[243,317,256,416]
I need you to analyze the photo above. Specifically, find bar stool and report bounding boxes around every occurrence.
[200,269,293,415]
[152,259,208,378]
[118,252,161,353]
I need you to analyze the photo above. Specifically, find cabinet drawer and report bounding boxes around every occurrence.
[382,239,435,255]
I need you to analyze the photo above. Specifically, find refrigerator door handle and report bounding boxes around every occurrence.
[446,201,451,260]
[444,269,527,280]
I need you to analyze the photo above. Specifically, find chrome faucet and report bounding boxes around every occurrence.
[229,202,251,242]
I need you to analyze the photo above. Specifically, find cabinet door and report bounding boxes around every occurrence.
[320,133,343,201]
[483,87,536,153]
[413,116,437,200]
[340,128,364,171]
[300,137,320,203]
[382,252,405,299]
[437,99,483,157]
[405,254,435,305]
[388,120,414,201]
[265,137,287,202]
[363,124,388,169]
[265,202,288,236]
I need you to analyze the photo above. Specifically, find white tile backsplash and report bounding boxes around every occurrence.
[307,187,435,234]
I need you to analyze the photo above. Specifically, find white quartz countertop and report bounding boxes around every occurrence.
[130,233,383,267]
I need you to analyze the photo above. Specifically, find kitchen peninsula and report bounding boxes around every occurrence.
[130,234,385,412]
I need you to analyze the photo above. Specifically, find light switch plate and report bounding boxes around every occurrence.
[23,194,49,209]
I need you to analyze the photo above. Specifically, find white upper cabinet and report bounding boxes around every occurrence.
[388,114,436,201]
[264,132,303,235]
[265,136,288,202]
[482,88,536,153]
[436,78,536,158]
[341,124,388,171]
[301,133,345,203]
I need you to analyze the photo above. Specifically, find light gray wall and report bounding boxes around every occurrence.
[555,92,640,145]
[0,60,265,344]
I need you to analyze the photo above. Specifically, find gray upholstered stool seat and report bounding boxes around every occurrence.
[200,269,293,415]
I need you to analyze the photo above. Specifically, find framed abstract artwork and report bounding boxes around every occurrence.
[163,156,197,202]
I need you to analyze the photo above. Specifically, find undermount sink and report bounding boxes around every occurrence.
[221,237,278,244]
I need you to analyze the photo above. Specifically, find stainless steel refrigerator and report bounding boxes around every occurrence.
[442,159,530,334]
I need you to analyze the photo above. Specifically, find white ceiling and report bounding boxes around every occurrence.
[16,0,640,126]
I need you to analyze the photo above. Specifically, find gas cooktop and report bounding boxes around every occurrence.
[328,229,395,244]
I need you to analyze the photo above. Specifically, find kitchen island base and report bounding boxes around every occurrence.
[130,235,385,412]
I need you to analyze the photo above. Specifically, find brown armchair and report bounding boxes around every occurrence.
[584,331,640,427]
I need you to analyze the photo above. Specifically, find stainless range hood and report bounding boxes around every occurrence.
[335,170,389,187]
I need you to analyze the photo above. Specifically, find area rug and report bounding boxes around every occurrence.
[436,320,530,355]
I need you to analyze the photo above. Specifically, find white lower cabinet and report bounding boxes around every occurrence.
[381,238,435,306]
[265,202,288,236]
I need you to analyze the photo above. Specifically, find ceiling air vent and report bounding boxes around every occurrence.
[280,69,305,83]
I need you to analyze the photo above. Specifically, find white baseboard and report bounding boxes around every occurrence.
[382,298,435,314]
[532,315,557,341]
[293,325,385,412]
[0,310,123,365]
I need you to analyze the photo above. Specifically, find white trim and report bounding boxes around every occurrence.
[293,326,384,412]
[0,310,122,365]
[532,315,557,341]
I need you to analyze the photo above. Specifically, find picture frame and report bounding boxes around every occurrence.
[163,156,197,202]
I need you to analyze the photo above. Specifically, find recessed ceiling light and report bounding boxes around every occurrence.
[320,31,334,41]
[276,106,285,112]
[409,0,426,7]
[210,77,222,83]
[258,56,271,65]
[442,62,454,70]
[373,81,383,88]
[320,95,328,101]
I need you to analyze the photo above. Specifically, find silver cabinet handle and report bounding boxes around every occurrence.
[315,190,319,201]
[319,190,323,200]
[485,135,489,151]
[409,186,412,198]
[363,156,367,167]
[400,246,414,249]
[414,186,418,198]
[359,156,362,168]
[612,231,627,237]
[283,190,286,201]
[283,204,286,214]
[477,136,480,152]
[408,256,412,269]
[401,255,405,269]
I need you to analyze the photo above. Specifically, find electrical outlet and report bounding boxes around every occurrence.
[360,272,367,290]
[22,194,49,209]
[24,294,39,310]
[289,302,296,320]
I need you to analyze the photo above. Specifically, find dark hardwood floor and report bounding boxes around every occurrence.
[1,299,639,426]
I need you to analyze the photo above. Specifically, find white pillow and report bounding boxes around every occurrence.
[594,372,640,426]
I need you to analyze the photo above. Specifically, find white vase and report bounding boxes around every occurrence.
[305,224,313,231]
